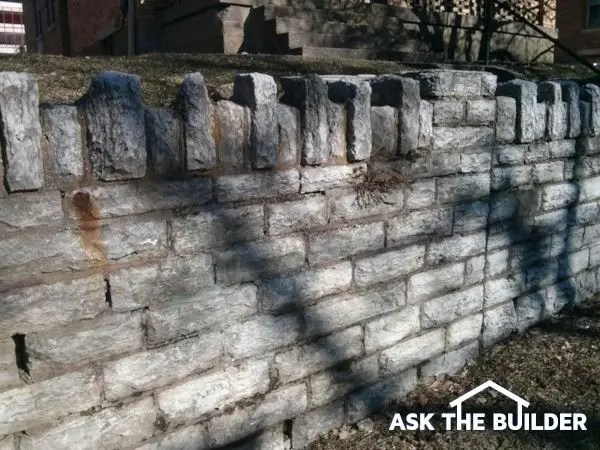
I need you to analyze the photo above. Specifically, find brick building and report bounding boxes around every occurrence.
[0,0,25,54]
[22,0,557,62]
[555,0,600,62]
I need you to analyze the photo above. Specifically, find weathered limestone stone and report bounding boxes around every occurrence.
[422,285,483,328]
[41,105,84,177]
[132,425,206,450]
[308,222,385,265]
[354,245,425,287]
[483,302,518,347]
[496,97,517,143]
[215,235,306,284]
[215,82,234,100]
[364,305,420,352]
[407,70,485,98]
[370,75,420,154]
[146,284,257,345]
[172,205,264,253]
[447,314,483,348]
[20,398,155,450]
[103,219,167,261]
[328,187,403,222]
[581,84,600,136]
[0,191,63,230]
[0,72,44,191]
[233,73,278,168]
[0,435,15,450]
[69,178,212,219]
[26,312,144,380]
[481,72,498,97]
[277,103,301,166]
[432,100,465,126]
[466,99,496,126]
[207,384,307,448]
[267,195,327,235]
[580,101,593,137]
[292,401,344,450]
[300,163,366,193]
[0,339,19,393]
[560,81,581,138]
[535,103,548,141]
[0,276,106,338]
[0,368,102,435]
[538,81,567,141]
[181,72,216,170]
[158,359,270,423]
[259,262,352,312]
[346,369,417,422]
[214,100,251,170]
[380,329,445,375]
[281,75,329,165]
[328,78,372,161]
[387,207,453,246]
[274,326,362,383]
[144,108,182,176]
[406,179,435,209]
[418,100,433,149]
[432,127,494,150]
[104,331,221,400]
[328,102,347,160]
[421,341,479,380]
[407,262,465,303]
[496,79,537,143]
[83,71,147,180]
[217,169,299,202]
[427,231,487,265]
[371,106,397,159]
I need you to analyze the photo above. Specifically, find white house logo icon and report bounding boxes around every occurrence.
[389,380,587,432]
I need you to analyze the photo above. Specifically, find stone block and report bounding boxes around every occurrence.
[69,179,212,219]
[267,195,327,235]
[495,144,526,166]
[460,152,492,173]
[144,108,183,176]
[104,331,221,400]
[407,262,465,303]
[20,398,155,450]
[466,99,496,126]
[421,285,483,328]
[0,368,101,435]
[146,284,257,345]
[418,100,433,149]
[380,329,445,375]
[580,175,600,201]
[496,96,517,143]
[327,102,347,161]
[533,161,565,183]
[466,255,485,285]
[0,276,106,338]
[41,105,84,177]
[259,262,352,312]
[214,235,305,285]
[540,183,578,211]
[559,81,581,138]
[437,174,490,203]
[454,201,489,233]
[447,313,483,349]
[303,283,402,337]
[491,166,532,190]
[217,169,299,202]
[274,326,362,383]
[0,339,19,393]
[354,245,425,287]
[102,219,167,261]
[407,70,485,98]
[277,103,301,167]
[433,100,465,126]
[0,192,63,231]
[281,75,329,165]
[300,163,366,193]
[132,425,206,450]
[432,127,494,150]
[538,81,567,141]
[26,312,144,380]
[421,341,479,380]
[308,222,385,265]
[525,142,549,163]
[581,84,600,136]
[387,207,453,246]
[214,100,251,170]
[328,187,404,222]
[84,72,147,180]
[406,179,436,209]
[496,79,537,143]
[233,73,278,168]
[364,305,420,352]
[371,106,397,159]
[427,231,487,265]
[486,249,510,277]
[172,205,264,253]
[292,401,344,450]
[158,359,270,424]
[180,72,216,170]
[328,78,372,161]
[0,72,44,191]
[482,302,518,347]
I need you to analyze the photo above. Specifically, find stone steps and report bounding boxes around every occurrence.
[286,32,431,54]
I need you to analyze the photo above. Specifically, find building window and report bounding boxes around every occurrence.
[46,0,55,27]
[589,0,600,28]
[33,0,43,37]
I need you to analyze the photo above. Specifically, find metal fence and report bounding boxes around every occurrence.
[0,1,25,54]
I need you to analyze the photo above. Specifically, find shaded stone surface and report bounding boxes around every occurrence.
[41,105,84,178]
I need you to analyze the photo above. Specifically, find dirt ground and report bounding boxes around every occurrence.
[310,297,600,450]
[0,53,595,108]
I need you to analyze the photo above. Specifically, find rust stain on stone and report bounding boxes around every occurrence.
[71,191,107,264]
